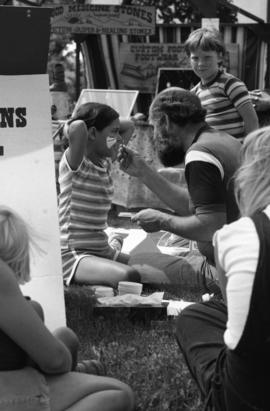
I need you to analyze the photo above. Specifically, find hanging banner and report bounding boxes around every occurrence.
[119,43,191,94]
[0,74,66,331]
[119,42,240,94]
[51,4,155,35]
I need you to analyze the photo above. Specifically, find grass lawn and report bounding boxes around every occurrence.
[65,284,204,411]
[64,208,205,410]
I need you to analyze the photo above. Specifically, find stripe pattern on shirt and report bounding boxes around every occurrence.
[192,71,250,139]
[185,150,224,180]
[58,151,114,253]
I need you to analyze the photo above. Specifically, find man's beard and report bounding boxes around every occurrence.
[158,144,186,167]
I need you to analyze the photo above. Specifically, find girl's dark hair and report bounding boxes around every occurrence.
[184,27,226,57]
[70,102,119,131]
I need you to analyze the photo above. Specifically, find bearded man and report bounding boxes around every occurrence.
[118,87,241,292]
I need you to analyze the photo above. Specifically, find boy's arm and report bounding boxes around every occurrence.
[225,77,259,134]
[238,102,259,134]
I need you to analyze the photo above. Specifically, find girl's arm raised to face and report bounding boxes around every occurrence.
[0,260,72,374]
[65,120,89,170]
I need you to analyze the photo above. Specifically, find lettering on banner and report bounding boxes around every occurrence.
[0,107,27,128]
[119,42,190,93]
[51,5,155,36]
[0,107,27,157]
[120,5,153,23]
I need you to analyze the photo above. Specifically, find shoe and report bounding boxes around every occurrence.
[76,360,106,376]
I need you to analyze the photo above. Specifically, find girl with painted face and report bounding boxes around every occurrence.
[58,102,141,287]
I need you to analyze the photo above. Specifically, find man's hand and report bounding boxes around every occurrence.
[131,209,166,232]
[249,89,270,112]
[117,145,147,178]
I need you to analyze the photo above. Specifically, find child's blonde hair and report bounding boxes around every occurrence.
[234,126,270,216]
[0,206,31,284]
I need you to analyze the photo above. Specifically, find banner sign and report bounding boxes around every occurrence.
[119,42,239,93]
[51,4,155,36]
[119,43,191,94]
[0,74,66,330]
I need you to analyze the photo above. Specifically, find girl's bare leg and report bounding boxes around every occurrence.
[74,255,140,287]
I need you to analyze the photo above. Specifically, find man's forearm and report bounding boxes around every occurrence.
[139,162,190,216]
[159,211,226,242]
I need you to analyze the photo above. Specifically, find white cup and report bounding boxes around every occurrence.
[118,281,143,296]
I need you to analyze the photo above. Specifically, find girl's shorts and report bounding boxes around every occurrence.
[0,366,50,411]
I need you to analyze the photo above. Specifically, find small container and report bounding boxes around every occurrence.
[93,286,114,298]
[118,281,143,296]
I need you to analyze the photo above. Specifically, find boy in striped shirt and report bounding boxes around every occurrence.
[184,27,258,141]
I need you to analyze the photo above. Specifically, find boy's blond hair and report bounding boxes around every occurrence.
[0,206,31,284]
[184,27,226,58]
[234,126,270,216]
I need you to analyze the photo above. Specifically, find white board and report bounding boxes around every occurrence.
[0,74,66,330]
[75,89,139,118]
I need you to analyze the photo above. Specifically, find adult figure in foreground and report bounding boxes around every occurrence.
[176,126,270,410]
[118,87,241,290]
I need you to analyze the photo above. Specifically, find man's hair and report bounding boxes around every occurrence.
[184,27,226,57]
[70,102,119,131]
[149,87,206,127]
[234,126,270,216]
[0,206,31,284]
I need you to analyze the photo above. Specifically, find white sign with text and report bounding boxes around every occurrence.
[0,74,66,330]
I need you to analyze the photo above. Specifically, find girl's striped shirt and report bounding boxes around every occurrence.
[58,151,114,255]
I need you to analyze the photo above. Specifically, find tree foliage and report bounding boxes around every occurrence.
[124,0,238,24]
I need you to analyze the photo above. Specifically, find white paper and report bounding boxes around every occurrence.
[97,291,164,306]
[166,300,195,316]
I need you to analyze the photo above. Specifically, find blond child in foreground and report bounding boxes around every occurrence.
[0,206,134,411]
